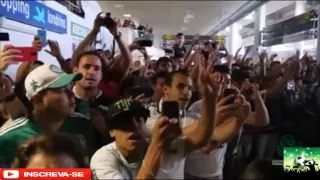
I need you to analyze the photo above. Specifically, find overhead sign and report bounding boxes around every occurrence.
[55,0,85,19]
[0,0,67,34]
[215,35,225,44]
[163,34,175,40]
[262,10,317,46]
[71,22,90,38]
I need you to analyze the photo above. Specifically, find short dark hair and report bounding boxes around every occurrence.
[165,70,188,87]
[151,72,168,85]
[213,65,231,74]
[119,75,143,97]
[12,132,87,168]
[34,60,44,66]
[156,57,172,67]
[176,32,184,37]
[73,50,105,68]
[231,69,249,84]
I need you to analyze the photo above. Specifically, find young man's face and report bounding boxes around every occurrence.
[176,35,185,45]
[111,118,146,153]
[164,73,192,109]
[39,86,76,117]
[153,77,165,100]
[149,60,157,70]
[74,55,103,89]
[157,61,172,73]
[210,71,231,90]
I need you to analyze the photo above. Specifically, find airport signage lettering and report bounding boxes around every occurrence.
[0,0,67,34]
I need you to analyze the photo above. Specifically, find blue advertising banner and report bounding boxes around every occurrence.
[0,0,67,34]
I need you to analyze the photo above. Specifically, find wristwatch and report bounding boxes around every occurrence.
[114,32,122,40]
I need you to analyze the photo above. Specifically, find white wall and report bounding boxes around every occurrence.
[0,0,112,79]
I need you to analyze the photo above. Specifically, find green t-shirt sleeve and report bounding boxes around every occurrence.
[0,136,13,167]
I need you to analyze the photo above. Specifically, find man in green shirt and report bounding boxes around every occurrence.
[0,64,82,167]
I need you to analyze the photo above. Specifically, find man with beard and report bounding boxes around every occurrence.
[71,50,115,145]
[144,70,221,178]
[185,65,269,179]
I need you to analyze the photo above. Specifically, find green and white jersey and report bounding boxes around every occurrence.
[0,117,42,167]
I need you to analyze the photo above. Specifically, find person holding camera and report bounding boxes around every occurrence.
[90,99,179,179]
[72,12,132,100]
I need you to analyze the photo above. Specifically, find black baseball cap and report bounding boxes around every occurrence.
[107,99,150,130]
[120,75,153,98]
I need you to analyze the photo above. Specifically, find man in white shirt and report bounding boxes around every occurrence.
[145,70,221,179]
[185,65,269,179]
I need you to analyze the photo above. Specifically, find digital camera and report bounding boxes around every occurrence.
[99,12,116,29]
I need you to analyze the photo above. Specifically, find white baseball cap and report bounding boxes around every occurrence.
[25,64,82,100]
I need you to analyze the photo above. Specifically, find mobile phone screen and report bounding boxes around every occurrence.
[0,32,9,41]
[12,47,38,62]
[222,89,237,104]
[162,101,179,119]
[37,29,47,46]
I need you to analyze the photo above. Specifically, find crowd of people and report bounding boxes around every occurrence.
[1,12,319,179]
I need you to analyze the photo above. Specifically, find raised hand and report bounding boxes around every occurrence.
[198,59,223,98]
[151,116,181,150]
[0,45,21,71]
[93,12,105,32]
[215,94,238,126]
[234,88,251,122]
[45,40,62,58]
[249,83,260,100]
[283,57,300,80]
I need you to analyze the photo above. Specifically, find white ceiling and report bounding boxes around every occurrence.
[98,1,247,35]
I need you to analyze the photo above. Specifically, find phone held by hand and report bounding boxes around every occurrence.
[137,39,153,47]
[37,29,47,46]
[162,101,179,119]
[222,88,237,104]
[12,47,38,62]
[0,32,9,41]
[99,12,116,29]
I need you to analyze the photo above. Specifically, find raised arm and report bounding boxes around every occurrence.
[71,13,103,63]
[136,116,178,179]
[246,84,269,127]
[183,64,222,153]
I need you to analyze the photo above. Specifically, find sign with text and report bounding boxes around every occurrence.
[0,0,67,34]
[0,168,91,180]
[55,0,85,18]
[71,22,90,38]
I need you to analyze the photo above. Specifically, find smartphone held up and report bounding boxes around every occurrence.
[37,29,47,46]
[162,101,180,120]
[222,88,237,104]
[99,12,116,29]
[12,47,38,62]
